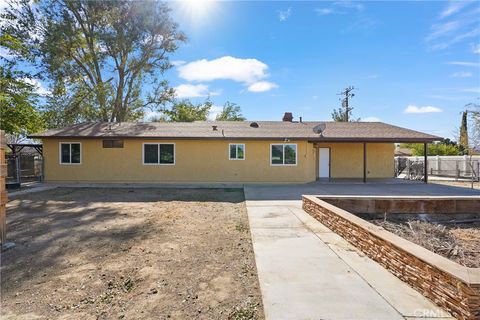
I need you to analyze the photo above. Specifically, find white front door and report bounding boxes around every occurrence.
[318,148,330,178]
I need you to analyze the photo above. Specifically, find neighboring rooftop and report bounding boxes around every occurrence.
[29,121,441,142]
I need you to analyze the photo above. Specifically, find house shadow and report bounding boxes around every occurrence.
[8,187,246,203]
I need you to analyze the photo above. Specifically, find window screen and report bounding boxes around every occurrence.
[271,144,296,165]
[229,144,245,160]
[60,143,81,164]
[143,144,174,164]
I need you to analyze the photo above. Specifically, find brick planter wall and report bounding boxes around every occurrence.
[303,195,480,320]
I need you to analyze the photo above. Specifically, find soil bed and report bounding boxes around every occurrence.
[1,188,264,320]
[371,218,480,268]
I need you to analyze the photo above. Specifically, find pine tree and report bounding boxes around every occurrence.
[459,111,469,154]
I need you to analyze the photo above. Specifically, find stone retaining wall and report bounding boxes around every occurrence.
[320,196,480,216]
[302,195,480,320]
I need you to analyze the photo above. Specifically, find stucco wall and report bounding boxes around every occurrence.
[42,139,394,183]
[317,143,394,178]
[43,139,317,183]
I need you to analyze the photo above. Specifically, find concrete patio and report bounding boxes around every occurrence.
[244,179,480,200]
[244,181,479,319]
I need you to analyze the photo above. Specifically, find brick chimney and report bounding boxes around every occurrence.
[282,112,293,122]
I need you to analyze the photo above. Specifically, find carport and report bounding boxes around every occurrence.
[310,135,439,183]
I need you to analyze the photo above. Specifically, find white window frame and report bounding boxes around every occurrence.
[270,143,298,166]
[59,142,82,165]
[142,143,176,166]
[228,143,246,160]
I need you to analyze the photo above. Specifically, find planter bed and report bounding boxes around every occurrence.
[371,219,480,268]
[302,195,480,320]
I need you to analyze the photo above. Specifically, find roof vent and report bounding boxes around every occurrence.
[212,125,218,131]
[250,122,259,128]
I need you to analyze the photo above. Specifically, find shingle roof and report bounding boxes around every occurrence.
[29,121,441,142]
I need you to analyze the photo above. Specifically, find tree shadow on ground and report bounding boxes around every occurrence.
[1,200,151,292]
[2,188,245,292]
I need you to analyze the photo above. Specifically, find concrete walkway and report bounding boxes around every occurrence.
[244,185,458,319]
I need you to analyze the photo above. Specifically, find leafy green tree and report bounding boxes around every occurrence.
[400,141,463,156]
[2,0,185,124]
[159,99,212,122]
[215,102,245,121]
[0,24,44,138]
[0,68,45,137]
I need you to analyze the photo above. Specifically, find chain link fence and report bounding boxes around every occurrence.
[6,155,43,183]
[395,156,480,181]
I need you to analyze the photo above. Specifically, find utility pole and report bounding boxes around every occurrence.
[337,86,355,122]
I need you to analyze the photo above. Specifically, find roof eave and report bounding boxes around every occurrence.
[28,135,442,143]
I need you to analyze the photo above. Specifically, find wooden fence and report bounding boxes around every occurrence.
[0,130,7,244]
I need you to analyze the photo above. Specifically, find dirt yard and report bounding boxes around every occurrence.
[372,219,480,268]
[1,188,264,320]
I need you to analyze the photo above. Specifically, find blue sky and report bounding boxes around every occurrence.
[163,0,480,139]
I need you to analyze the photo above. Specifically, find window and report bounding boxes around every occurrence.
[60,142,81,164]
[103,139,124,148]
[229,144,245,160]
[143,143,175,165]
[271,144,297,166]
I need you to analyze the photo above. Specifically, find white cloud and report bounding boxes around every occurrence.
[174,84,219,98]
[333,1,364,12]
[439,1,471,19]
[451,71,472,78]
[427,2,479,50]
[171,60,186,67]
[177,56,278,93]
[143,109,162,121]
[447,61,479,67]
[314,1,364,16]
[461,87,480,93]
[247,81,278,93]
[404,105,443,114]
[472,43,480,54]
[360,116,381,122]
[426,21,460,42]
[208,105,224,121]
[23,78,50,96]
[178,56,269,84]
[315,8,334,16]
[277,7,291,21]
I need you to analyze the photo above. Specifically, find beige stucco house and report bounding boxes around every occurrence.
[30,115,440,183]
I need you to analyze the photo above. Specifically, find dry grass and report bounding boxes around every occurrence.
[373,220,480,268]
[1,188,264,320]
